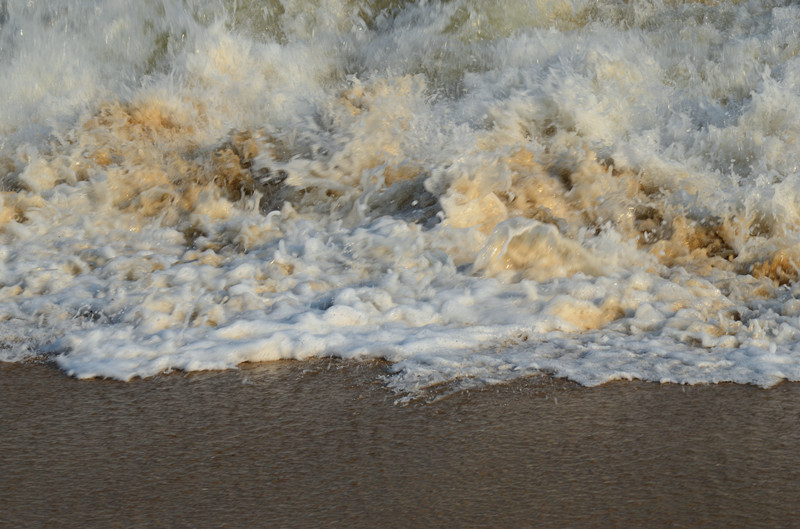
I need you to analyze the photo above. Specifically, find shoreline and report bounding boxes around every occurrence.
[3,359,800,528]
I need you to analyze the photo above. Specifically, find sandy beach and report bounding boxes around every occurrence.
[2,359,799,528]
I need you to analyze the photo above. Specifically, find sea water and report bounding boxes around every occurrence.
[1,0,800,393]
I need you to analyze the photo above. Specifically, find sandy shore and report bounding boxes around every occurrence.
[2,359,800,528]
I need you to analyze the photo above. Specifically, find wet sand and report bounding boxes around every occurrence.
[2,359,800,528]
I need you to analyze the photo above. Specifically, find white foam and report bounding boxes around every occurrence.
[2,0,800,394]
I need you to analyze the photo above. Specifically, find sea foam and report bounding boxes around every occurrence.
[2,0,800,394]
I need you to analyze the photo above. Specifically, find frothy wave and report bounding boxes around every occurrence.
[2,0,800,393]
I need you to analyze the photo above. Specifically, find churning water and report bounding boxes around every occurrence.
[2,0,800,392]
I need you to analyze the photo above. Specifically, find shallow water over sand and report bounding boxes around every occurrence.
[2,360,799,528]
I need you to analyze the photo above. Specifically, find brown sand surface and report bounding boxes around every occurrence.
[2,359,800,528]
